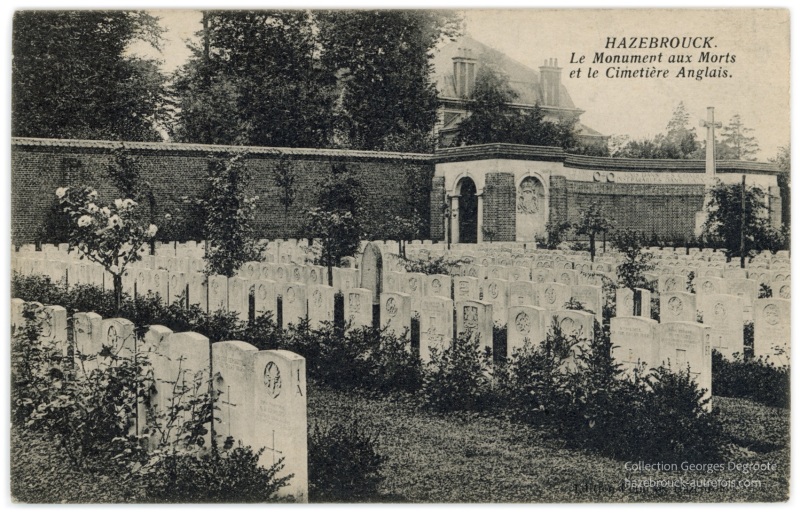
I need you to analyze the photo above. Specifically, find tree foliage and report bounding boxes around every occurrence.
[612,102,701,159]
[701,181,787,258]
[13,11,167,141]
[718,114,760,161]
[574,202,614,261]
[318,10,461,152]
[454,60,577,148]
[172,11,337,147]
[200,152,265,277]
[611,229,655,290]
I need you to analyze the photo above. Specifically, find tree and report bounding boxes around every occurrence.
[613,102,700,159]
[718,114,760,161]
[13,11,167,141]
[199,152,265,277]
[106,144,161,253]
[574,203,613,262]
[701,181,786,260]
[273,153,297,238]
[455,60,576,149]
[611,230,655,291]
[305,164,366,285]
[318,10,460,152]
[172,11,337,147]
[56,186,157,313]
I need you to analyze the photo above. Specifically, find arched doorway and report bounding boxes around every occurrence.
[456,177,478,243]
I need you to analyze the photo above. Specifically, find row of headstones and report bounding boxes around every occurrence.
[9,299,309,502]
[611,316,713,408]
[657,290,790,365]
[14,239,313,267]
[658,273,791,318]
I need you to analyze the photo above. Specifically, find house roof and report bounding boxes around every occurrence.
[432,35,577,109]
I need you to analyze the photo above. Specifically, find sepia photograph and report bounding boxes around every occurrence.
[6,3,793,505]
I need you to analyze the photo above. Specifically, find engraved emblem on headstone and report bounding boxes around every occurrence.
[409,277,418,291]
[560,272,570,284]
[310,269,317,282]
[713,302,726,320]
[458,282,469,295]
[386,297,398,317]
[468,268,478,277]
[293,268,301,281]
[171,274,178,288]
[431,278,442,294]
[107,325,119,346]
[560,317,577,337]
[258,284,268,300]
[263,361,282,399]
[286,287,296,303]
[702,281,714,294]
[779,284,790,299]
[277,268,285,280]
[463,306,478,329]
[545,286,556,305]
[488,282,498,299]
[514,312,531,334]
[154,273,161,287]
[664,277,677,292]
[248,263,256,274]
[764,304,779,325]
[313,289,322,307]
[668,296,683,315]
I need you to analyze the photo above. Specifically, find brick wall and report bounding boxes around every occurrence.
[12,139,434,244]
[564,181,705,241]
[483,172,516,242]
[429,176,446,241]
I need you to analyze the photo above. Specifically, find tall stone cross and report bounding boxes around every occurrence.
[695,106,722,236]
[700,106,722,182]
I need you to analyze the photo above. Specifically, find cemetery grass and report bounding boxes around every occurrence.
[10,384,789,503]
[308,384,790,503]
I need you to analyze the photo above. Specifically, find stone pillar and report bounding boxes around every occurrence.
[476,194,484,243]
[451,195,460,244]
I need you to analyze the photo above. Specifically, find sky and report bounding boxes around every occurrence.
[128,8,789,160]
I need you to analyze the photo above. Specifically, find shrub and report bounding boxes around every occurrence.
[308,419,386,502]
[401,254,464,275]
[420,333,492,413]
[712,350,790,409]
[138,443,292,503]
[496,319,726,463]
[12,302,146,471]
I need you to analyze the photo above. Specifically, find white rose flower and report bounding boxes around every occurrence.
[77,215,93,227]
[55,187,67,198]
[108,215,122,228]
[88,190,98,199]
[87,203,99,213]
[114,199,124,209]
[101,207,111,217]
[123,199,138,209]
[164,213,172,220]
[146,224,158,237]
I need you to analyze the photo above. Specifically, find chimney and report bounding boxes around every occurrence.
[452,46,477,98]
[538,58,562,106]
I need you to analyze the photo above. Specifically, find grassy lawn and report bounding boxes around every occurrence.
[307,384,790,503]
[11,384,789,503]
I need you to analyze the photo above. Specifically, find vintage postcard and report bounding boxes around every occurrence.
[8,6,791,504]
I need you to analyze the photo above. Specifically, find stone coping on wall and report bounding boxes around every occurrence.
[11,137,431,163]
[434,143,783,176]
[13,137,784,175]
